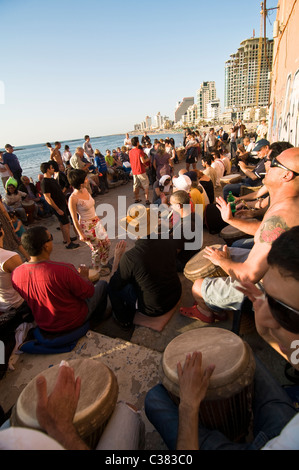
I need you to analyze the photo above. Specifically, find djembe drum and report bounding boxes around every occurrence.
[220,174,242,188]
[220,225,250,246]
[160,328,256,441]
[183,244,227,282]
[11,359,119,449]
[22,200,35,224]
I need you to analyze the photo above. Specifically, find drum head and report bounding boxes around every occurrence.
[15,359,118,437]
[184,244,224,279]
[220,225,247,238]
[161,328,255,399]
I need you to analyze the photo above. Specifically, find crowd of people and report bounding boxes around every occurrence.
[1,123,299,450]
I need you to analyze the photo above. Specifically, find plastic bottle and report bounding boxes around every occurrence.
[227,191,236,215]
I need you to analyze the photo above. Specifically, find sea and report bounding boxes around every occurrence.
[1,132,184,196]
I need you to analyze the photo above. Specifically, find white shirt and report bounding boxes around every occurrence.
[0,248,24,312]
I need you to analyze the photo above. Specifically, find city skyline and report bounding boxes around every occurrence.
[0,0,278,147]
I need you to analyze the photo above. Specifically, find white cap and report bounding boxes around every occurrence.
[172,174,191,192]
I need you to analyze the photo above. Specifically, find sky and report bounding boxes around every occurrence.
[0,0,278,147]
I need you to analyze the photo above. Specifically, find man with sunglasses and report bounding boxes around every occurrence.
[186,146,299,323]
[145,227,299,449]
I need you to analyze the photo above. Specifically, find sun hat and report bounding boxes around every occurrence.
[172,174,192,192]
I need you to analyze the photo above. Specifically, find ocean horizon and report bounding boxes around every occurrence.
[1,132,184,195]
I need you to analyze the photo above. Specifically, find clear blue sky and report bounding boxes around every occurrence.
[0,0,278,147]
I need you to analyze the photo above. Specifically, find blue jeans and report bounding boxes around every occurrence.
[85,280,108,322]
[108,282,137,324]
[145,356,297,450]
[231,238,255,250]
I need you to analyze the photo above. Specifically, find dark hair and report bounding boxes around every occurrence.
[131,136,139,147]
[67,169,87,189]
[64,145,69,150]
[46,142,52,148]
[268,141,294,160]
[51,160,59,172]
[8,211,17,219]
[40,161,53,174]
[21,226,49,256]
[84,135,89,140]
[54,141,60,146]
[267,226,299,282]
[210,150,221,159]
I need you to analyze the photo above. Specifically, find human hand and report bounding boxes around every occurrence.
[203,244,230,266]
[78,264,89,278]
[114,240,127,259]
[36,364,81,438]
[177,351,215,412]
[57,208,64,216]
[215,197,233,223]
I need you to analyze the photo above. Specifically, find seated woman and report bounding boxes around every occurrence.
[0,221,32,337]
[67,169,111,276]
[3,177,38,225]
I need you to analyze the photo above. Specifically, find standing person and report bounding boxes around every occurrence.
[62,145,72,166]
[0,151,13,189]
[46,143,54,158]
[94,149,109,193]
[234,120,246,145]
[256,119,268,142]
[51,142,64,170]
[83,135,95,164]
[129,137,150,205]
[141,131,151,147]
[40,161,79,250]
[204,129,217,154]
[67,169,111,276]
[2,144,23,187]
[153,143,172,181]
[124,133,132,150]
[229,127,237,161]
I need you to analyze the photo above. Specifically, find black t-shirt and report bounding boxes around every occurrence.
[109,238,182,316]
[41,177,66,209]
[170,212,202,272]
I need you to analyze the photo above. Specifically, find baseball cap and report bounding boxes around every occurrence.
[253,139,270,152]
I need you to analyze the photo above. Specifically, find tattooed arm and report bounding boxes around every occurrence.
[203,214,289,283]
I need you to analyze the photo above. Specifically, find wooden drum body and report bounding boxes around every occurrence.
[220,174,242,188]
[183,244,227,282]
[160,328,256,441]
[11,359,118,449]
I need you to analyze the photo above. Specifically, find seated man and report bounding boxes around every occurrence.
[11,226,108,333]
[145,226,299,450]
[222,139,270,200]
[181,147,299,323]
[169,190,203,272]
[108,227,182,329]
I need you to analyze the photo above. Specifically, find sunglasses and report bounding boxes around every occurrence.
[44,233,53,243]
[258,283,299,333]
[269,157,299,177]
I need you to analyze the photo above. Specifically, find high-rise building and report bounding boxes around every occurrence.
[196,82,217,120]
[224,37,274,118]
[175,97,194,123]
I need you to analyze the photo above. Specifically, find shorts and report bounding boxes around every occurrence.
[201,247,250,312]
[133,173,149,191]
[54,206,69,225]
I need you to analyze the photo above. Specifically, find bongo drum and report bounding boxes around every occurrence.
[22,200,35,224]
[220,225,249,246]
[160,328,256,441]
[11,359,118,449]
[183,244,227,282]
[220,174,242,188]
[88,268,100,283]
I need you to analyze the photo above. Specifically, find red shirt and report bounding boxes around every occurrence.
[12,260,94,332]
[129,147,146,175]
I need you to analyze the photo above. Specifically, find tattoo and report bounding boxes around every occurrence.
[259,216,289,244]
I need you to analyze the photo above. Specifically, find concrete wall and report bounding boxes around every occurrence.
[268,0,299,146]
